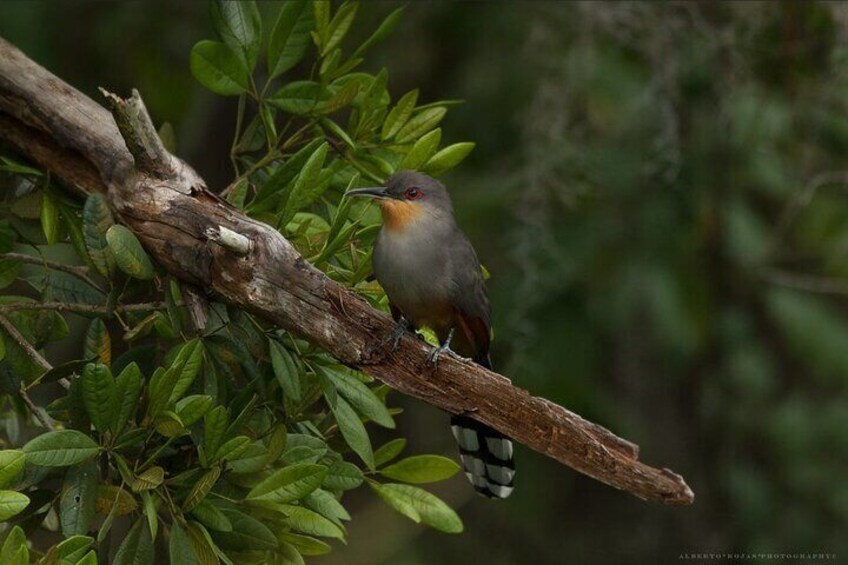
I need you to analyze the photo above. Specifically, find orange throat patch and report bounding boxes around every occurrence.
[380,199,422,232]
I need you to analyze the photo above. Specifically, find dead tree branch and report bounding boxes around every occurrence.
[0,36,693,505]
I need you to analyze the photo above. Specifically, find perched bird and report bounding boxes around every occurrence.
[347,171,515,499]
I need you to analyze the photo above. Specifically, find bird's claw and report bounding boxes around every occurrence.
[366,318,410,359]
[427,328,455,368]
[390,322,406,352]
[426,348,441,366]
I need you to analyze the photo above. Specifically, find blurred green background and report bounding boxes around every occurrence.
[2,1,847,563]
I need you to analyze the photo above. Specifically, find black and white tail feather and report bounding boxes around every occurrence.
[451,414,515,499]
[449,351,515,499]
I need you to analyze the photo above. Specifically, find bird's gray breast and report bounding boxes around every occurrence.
[373,221,452,324]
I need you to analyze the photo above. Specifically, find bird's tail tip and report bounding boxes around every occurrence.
[451,415,515,499]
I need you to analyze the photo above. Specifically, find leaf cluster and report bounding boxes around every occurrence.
[0,1,474,562]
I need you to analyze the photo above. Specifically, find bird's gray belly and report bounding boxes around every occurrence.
[373,230,453,329]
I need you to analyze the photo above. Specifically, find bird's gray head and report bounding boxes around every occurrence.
[345,170,454,231]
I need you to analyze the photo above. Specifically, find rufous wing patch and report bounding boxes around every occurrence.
[456,310,491,363]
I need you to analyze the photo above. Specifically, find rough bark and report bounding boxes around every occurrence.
[0,36,694,505]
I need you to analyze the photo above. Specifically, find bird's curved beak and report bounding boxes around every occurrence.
[345,186,392,199]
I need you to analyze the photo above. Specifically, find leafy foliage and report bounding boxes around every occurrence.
[0,1,472,562]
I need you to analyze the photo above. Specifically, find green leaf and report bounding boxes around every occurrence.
[176,394,213,427]
[312,1,330,47]
[148,340,203,418]
[112,362,143,434]
[351,6,404,59]
[75,550,98,565]
[374,438,406,467]
[83,319,111,365]
[264,425,288,467]
[322,459,363,491]
[323,1,358,55]
[228,441,268,474]
[59,201,91,271]
[183,466,221,512]
[152,415,185,441]
[0,491,29,521]
[278,504,345,540]
[382,89,419,141]
[41,191,60,245]
[330,395,374,469]
[371,483,463,533]
[131,466,164,492]
[96,485,138,517]
[319,365,394,428]
[113,518,154,565]
[250,138,324,213]
[51,535,94,562]
[379,455,460,484]
[0,526,27,565]
[422,142,475,175]
[323,77,360,113]
[211,0,261,71]
[190,499,232,532]
[168,339,204,404]
[213,435,251,463]
[97,486,123,544]
[0,450,25,488]
[83,193,116,278]
[247,463,327,503]
[81,362,114,432]
[106,224,155,280]
[142,491,158,541]
[279,532,331,556]
[23,430,99,467]
[190,40,249,96]
[204,406,229,458]
[269,339,301,402]
[396,107,446,144]
[0,156,42,176]
[303,489,350,525]
[185,521,222,565]
[169,522,201,565]
[123,313,158,341]
[0,259,21,290]
[281,142,329,225]
[213,506,278,551]
[269,81,330,115]
[268,0,314,79]
[399,128,442,170]
[60,460,98,536]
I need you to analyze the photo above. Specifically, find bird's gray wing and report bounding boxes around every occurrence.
[447,228,492,364]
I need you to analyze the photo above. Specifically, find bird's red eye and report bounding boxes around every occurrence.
[405,187,423,200]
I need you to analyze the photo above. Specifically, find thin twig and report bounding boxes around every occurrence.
[0,314,71,390]
[0,252,103,291]
[0,301,168,315]
[0,314,51,371]
[220,149,279,198]
[229,93,246,177]
[763,268,848,297]
[18,386,54,430]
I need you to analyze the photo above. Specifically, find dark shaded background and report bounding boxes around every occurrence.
[2,2,847,563]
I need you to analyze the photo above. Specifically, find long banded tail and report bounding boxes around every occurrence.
[451,414,515,499]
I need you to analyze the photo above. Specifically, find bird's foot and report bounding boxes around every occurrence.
[366,318,411,359]
[427,328,455,367]
[389,319,409,352]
